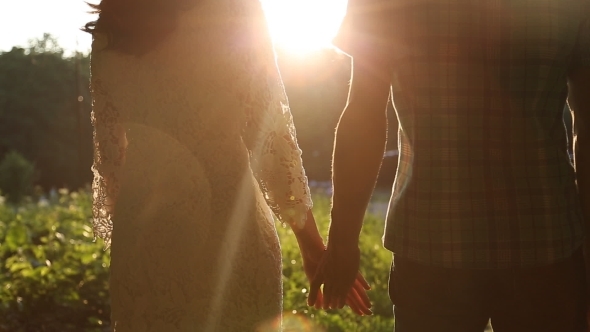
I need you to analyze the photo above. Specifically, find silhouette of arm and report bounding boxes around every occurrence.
[307,55,390,311]
[328,56,390,253]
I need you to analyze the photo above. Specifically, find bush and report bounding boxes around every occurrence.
[0,190,110,332]
[0,190,394,331]
[0,151,36,204]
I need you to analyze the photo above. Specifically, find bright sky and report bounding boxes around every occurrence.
[263,0,347,53]
[0,0,347,55]
[0,0,93,54]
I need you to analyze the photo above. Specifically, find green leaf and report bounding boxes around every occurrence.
[4,223,28,250]
[9,261,31,273]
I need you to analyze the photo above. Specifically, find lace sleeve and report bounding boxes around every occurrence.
[241,61,313,229]
[90,48,127,248]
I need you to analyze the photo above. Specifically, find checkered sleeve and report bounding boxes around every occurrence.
[573,2,590,67]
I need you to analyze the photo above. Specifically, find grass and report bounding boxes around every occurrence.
[0,188,501,331]
[278,189,395,331]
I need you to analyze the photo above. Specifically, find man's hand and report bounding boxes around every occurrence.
[308,244,372,315]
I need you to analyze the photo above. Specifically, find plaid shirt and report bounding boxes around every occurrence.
[336,0,590,268]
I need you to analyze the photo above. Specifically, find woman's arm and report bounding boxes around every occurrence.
[240,45,371,314]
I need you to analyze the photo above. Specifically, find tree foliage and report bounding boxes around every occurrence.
[0,151,36,204]
[0,34,93,190]
[0,37,398,192]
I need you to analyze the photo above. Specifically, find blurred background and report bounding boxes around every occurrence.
[0,1,401,331]
[0,0,400,196]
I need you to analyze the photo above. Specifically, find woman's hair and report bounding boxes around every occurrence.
[83,0,197,55]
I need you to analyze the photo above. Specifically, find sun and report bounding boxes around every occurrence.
[262,0,348,54]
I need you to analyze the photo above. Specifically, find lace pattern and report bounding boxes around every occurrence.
[242,63,312,229]
[91,64,127,248]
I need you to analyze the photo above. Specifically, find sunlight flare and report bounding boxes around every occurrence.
[262,0,347,54]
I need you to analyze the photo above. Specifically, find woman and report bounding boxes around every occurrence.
[84,0,370,331]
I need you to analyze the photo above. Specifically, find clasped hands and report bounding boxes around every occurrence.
[297,223,372,315]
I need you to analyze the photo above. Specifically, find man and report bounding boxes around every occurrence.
[309,0,590,331]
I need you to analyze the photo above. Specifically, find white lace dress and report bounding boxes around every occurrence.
[89,1,312,331]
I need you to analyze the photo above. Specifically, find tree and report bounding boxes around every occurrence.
[0,36,398,190]
[0,34,93,190]
[0,151,36,204]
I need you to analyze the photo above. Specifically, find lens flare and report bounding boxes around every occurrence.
[262,0,347,54]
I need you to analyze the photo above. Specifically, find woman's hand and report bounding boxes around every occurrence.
[297,233,326,308]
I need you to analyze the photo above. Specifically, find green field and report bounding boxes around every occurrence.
[0,189,395,332]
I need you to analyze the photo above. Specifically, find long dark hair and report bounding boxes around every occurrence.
[83,0,197,55]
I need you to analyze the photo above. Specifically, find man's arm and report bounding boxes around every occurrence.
[307,0,393,310]
[569,66,590,278]
[328,58,391,247]
[316,56,390,309]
